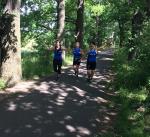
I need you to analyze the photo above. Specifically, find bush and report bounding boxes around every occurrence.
[0,79,6,90]
[113,25,150,136]
[22,50,73,79]
[22,51,53,79]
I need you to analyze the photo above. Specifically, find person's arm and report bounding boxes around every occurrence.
[80,49,84,56]
[96,46,102,53]
[61,46,67,51]
[96,47,98,54]
[80,49,84,60]
[47,46,55,51]
[81,49,88,60]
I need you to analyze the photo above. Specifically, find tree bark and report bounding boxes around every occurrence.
[0,0,22,86]
[118,20,125,47]
[146,0,150,17]
[56,0,65,42]
[96,16,102,47]
[75,0,84,47]
[128,10,144,60]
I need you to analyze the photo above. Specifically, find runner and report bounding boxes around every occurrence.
[72,42,83,77]
[49,40,65,80]
[86,41,97,82]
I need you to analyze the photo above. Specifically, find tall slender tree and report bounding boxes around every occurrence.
[146,0,150,17]
[96,15,102,46]
[56,0,65,42]
[118,19,125,48]
[128,9,144,60]
[75,0,84,47]
[0,0,22,86]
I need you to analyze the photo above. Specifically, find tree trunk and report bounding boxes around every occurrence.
[146,0,150,17]
[96,16,102,47]
[128,10,143,60]
[75,0,84,47]
[118,20,125,47]
[56,0,65,42]
[0,0,22,86]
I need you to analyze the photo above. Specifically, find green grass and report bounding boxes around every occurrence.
[22,51,73,79]
[112,48,150,137]
[22,51,53,79]
[63,54,73,66]
[115,88,147,137]
[0,79,6,90]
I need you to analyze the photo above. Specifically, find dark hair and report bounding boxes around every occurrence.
[55,39,60,43]
[55,40,61,45]
[54,40,61,50]
[90,41,96,45]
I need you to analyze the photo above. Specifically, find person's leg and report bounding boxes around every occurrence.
[91,70,95,79]
[53,60,60,80]
[53,60,58,73]
[74,65,79,77]
[87,61,91,81]
[57,61,62,78]
[87,70,91,79]
[73,60,77,75]
[90,62,96,80]
[73,65,77,75]
[76,60,81,77]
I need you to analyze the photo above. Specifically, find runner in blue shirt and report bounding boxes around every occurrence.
[86,41,97,82]
[72,42,83,77]
[49,40,65,80]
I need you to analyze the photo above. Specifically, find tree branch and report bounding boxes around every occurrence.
[65,17,76,24]
[36,23,54,31]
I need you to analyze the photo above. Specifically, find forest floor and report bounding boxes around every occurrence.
[0,49,118,137]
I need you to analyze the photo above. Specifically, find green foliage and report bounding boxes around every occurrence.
[21,0,57,52]
[63,54,73,66]
[0,79,6,90]
[22,50,73,79]
[113,21,150,136]
[22,51,53,79]
[112,15,150,136]
[90,4,105,16]
[115,88,147,137]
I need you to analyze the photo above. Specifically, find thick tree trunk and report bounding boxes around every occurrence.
[56,0,65,42]
[0,0,22,86]
[75,0,84,47]
[56,0,65,59]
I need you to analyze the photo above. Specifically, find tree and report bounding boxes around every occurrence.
[75,0,84,47]
[0,0,22,86]
[56,0,65,42]
[128,9,144,60]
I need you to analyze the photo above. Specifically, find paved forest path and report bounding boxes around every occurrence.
[0,49,117,137]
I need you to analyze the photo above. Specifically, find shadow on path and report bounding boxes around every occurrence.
[0,49,117,137]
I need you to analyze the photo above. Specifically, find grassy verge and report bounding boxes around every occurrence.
[0,79,6,90]
[112,48,150,137]
[63,53,73,66]
[22,51,73,79]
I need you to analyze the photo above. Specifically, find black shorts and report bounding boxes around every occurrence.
[53,59,62,74]
[87,62,96,70]
[73,58,81,66]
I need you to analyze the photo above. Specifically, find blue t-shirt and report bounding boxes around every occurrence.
[53,48,62,61]
[87,49,97,62]
[73,48,81,60]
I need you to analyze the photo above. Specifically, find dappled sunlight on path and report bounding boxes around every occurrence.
[0,49,117,137]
